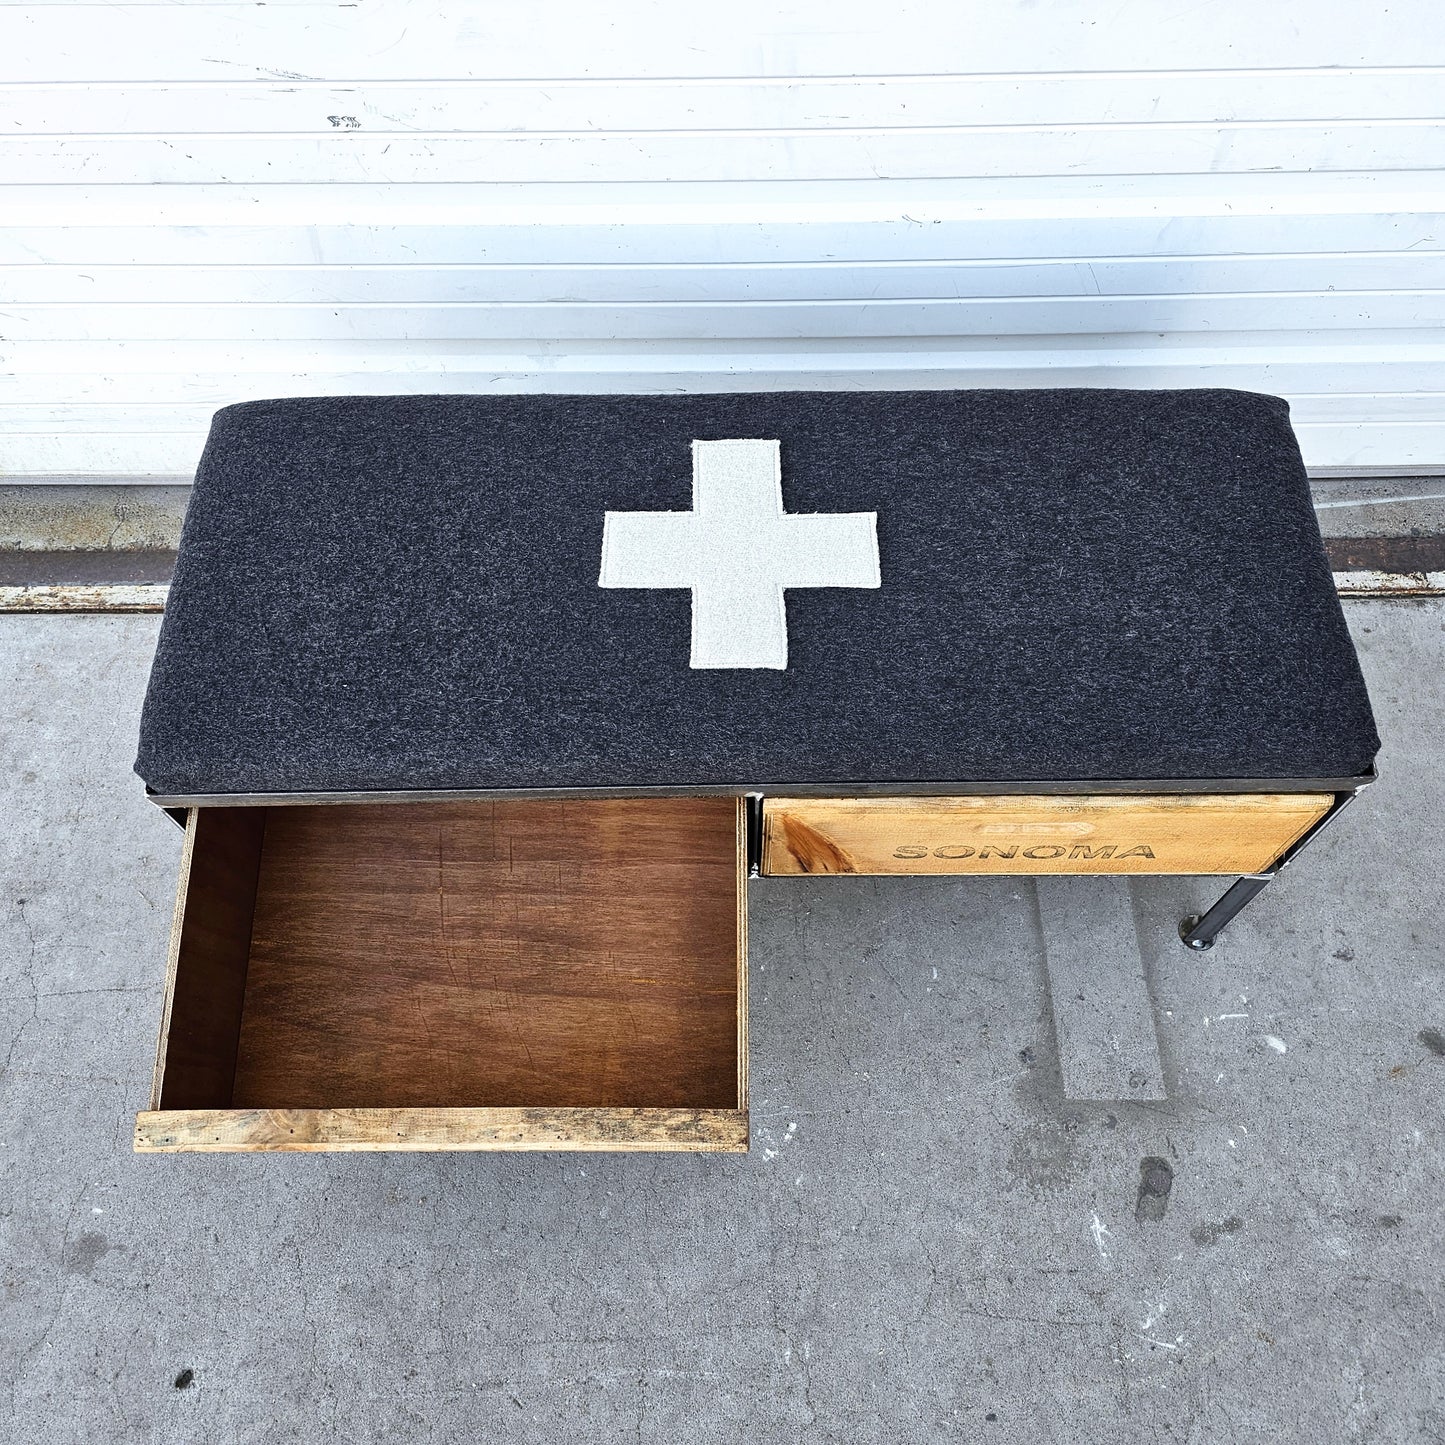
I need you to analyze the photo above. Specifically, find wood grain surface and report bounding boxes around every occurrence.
[134,1106,749,1153]
[152,807,265,1109]
[761,793,1333,876]
[219,798,745,1111]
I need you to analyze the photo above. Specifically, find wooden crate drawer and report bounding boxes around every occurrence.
[761,793,1333,877]
[136,798,747,1153]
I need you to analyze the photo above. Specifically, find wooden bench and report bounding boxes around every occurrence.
[132,389,1378,1152]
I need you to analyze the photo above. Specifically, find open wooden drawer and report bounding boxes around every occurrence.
[135,797,748,1153]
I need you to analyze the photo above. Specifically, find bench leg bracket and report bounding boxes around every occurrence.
[1176,779,1373,951]
[1178,875,1273,951]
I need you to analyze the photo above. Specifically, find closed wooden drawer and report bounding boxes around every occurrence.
[136,797,748,1153]
[761,793,1332,877]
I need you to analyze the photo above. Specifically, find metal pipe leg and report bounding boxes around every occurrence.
[1178,874,1274,951]
[1177,782,1373,952]
[745,793,764,878]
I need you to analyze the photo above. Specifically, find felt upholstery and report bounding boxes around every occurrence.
[135,389,1379,795]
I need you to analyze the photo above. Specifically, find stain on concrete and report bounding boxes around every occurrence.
[1417,1028,1445,1057]
[61,1232,111,1277]
[1191,1216,1245,1247]
[1417,1407,1445,1439]
[1007,1121,1087,1190]
[173,1369,194,1390]
[1134,1157,1175,1223]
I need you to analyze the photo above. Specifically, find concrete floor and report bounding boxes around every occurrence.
[2,602,1442,1444]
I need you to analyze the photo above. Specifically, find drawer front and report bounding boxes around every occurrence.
[761,793,1333,877]
[134,1106,748,1154]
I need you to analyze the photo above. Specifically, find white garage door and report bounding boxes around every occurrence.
[2,1,1443,478]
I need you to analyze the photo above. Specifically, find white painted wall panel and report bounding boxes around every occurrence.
[12,125,1445,185]
[7,71,1445,134]
[8,2,1444,79]
[1,0,1443,477]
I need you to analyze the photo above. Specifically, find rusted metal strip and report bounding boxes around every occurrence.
[4,575,1440,611]
[0,582,169,612]
[2,539,1442,611]
[1321,536,1445,597]
[1322,536,1445,572]
[1332,571,1445,598]
[0,548,176,585]
[0,548,175,611]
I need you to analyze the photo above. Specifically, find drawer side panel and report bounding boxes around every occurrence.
[153,807,266,1108]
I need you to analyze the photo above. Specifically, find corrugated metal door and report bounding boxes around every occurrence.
[2,1,1443,477]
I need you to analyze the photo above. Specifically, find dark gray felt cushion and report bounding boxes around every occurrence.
[135,388,1378,795]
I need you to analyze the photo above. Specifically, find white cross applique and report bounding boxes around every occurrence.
[598,439,882,669]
